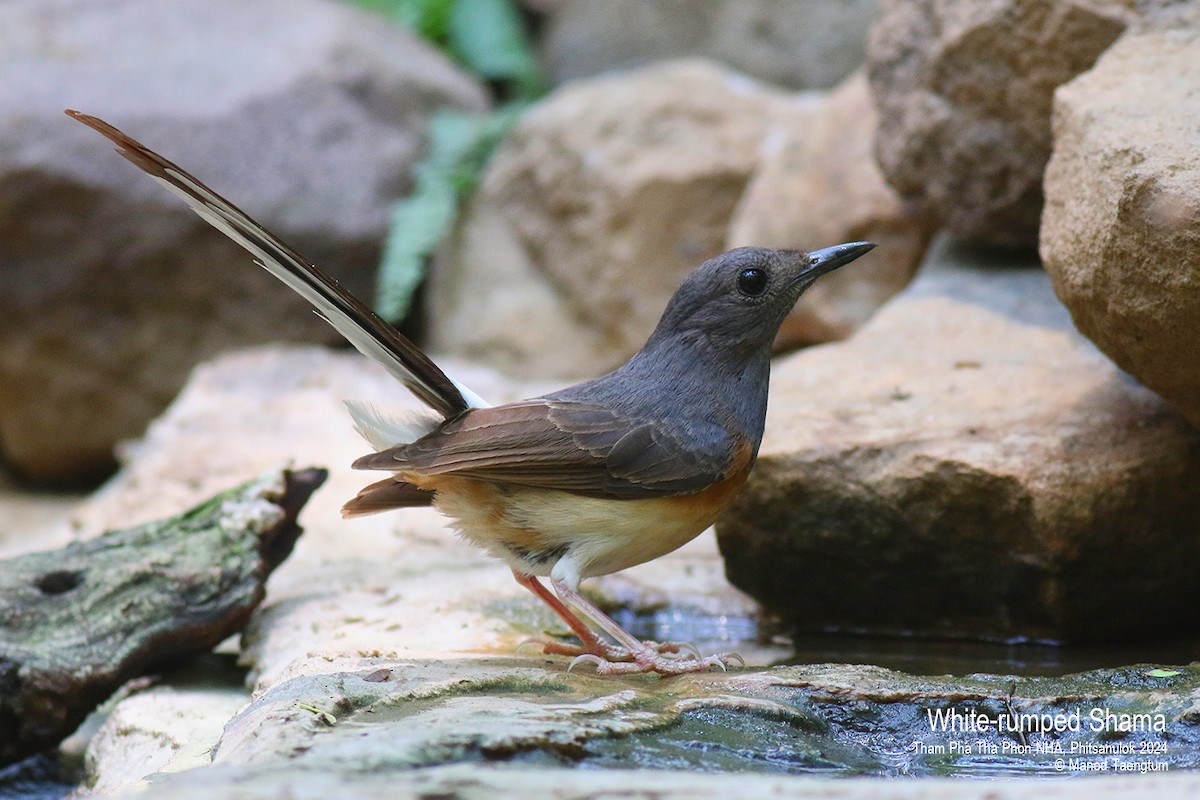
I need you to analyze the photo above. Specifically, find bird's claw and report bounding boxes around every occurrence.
[563,647,745,676]
[518,633,742,676]
[515,637,549,654]
[567,653,607,673]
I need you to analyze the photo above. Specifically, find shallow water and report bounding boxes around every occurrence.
[613,606,1200,677]
[605,607,1198,778]
[0,754,74,800]
[12,608,1196,791]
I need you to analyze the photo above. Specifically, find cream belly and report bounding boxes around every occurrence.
[421,475,740,580]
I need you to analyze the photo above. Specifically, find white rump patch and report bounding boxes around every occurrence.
[344,400,441,451]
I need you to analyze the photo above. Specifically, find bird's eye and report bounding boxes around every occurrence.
[737,267,769,297]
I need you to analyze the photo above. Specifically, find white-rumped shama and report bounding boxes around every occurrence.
[68,110,874,675]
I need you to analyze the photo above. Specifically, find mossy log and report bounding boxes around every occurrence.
[0,467,326,766]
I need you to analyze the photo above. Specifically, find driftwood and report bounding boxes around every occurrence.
[0,467,326,766]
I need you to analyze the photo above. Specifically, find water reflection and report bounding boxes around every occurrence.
[611,605,1200,677]
[784,632,1200,677]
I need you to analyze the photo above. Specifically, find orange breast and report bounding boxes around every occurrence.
[392,440,755,578]
[661,438,754,520]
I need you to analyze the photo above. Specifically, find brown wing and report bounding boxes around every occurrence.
[351,400,740,499]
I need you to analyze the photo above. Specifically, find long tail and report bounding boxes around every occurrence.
[66,110,487,420]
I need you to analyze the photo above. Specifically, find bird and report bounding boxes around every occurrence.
[67,110,874,676]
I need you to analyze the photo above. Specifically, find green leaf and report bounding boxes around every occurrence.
[296,702,338,725]
[1145,668,1183,678]
[449,0,545,99]
[351,0,454,44]
[374,106,526,321]
[354,0,543,321]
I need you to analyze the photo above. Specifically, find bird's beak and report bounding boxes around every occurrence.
[796,241,876,285]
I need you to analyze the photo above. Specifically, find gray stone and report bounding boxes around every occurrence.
[716,235,1200,642]
[0,0,486,483]
[105,762,1200,799]
[0,466,321,766]
[102,662,1200,794]
[85,681,248,796]
[729,70,933,348]
[67,344,1200,795]
[543,0,880,90]
[1041,4,1200,430]
[867,0,1133,245]
[426,60,793,378]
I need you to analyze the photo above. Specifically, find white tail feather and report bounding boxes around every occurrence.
[344,400,442,451]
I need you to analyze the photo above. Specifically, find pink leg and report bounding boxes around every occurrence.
[550,577,744,676]
[511,571,632,660]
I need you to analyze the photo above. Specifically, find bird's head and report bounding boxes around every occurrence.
[644,243,876,360]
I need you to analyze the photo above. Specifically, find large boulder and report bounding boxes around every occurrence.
[1041,5,1200,429]
[55,345,1200,794]
[716,236,1200,643]
[0,0,486,483]
[728,70,933,348]
[426,60,793,378]
[542,0,880,90]
[867,0,1133,246]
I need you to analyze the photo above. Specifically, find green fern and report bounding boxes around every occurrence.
[375,105,526,320]
[351,0,545,320]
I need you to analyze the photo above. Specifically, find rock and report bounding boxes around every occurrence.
[1041,6,1200,430]
[85,674,247,796]
[542,0,881,90]
[427,60,793,378]
[728,71,933,348]
[73,345,771,792]
[66,344,1200,794]
[867,0,1133,246]
[98,662,1200,794]
[0,0,487,484]
[92,765,1200,800]
[70,348,763,689]
[0,466,323,766]
[716,235,1200,643]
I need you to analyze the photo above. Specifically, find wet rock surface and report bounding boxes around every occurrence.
[0,0,486,483]
[1041,4,1200,430]
[94,764,1200,799]
[716,236,1200,643]
[22,344,1188,797]
[83,657,248,797]
[867,0,1133,245]
[98,661,1200,795]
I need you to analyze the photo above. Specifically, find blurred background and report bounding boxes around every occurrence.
[0,0,890,491]
[3,0,1199,655]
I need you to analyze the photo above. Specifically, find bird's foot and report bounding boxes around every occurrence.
[519,635,635,662]
[520,635,711,665]
[644,640,702,659]
[568,646,745,676]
